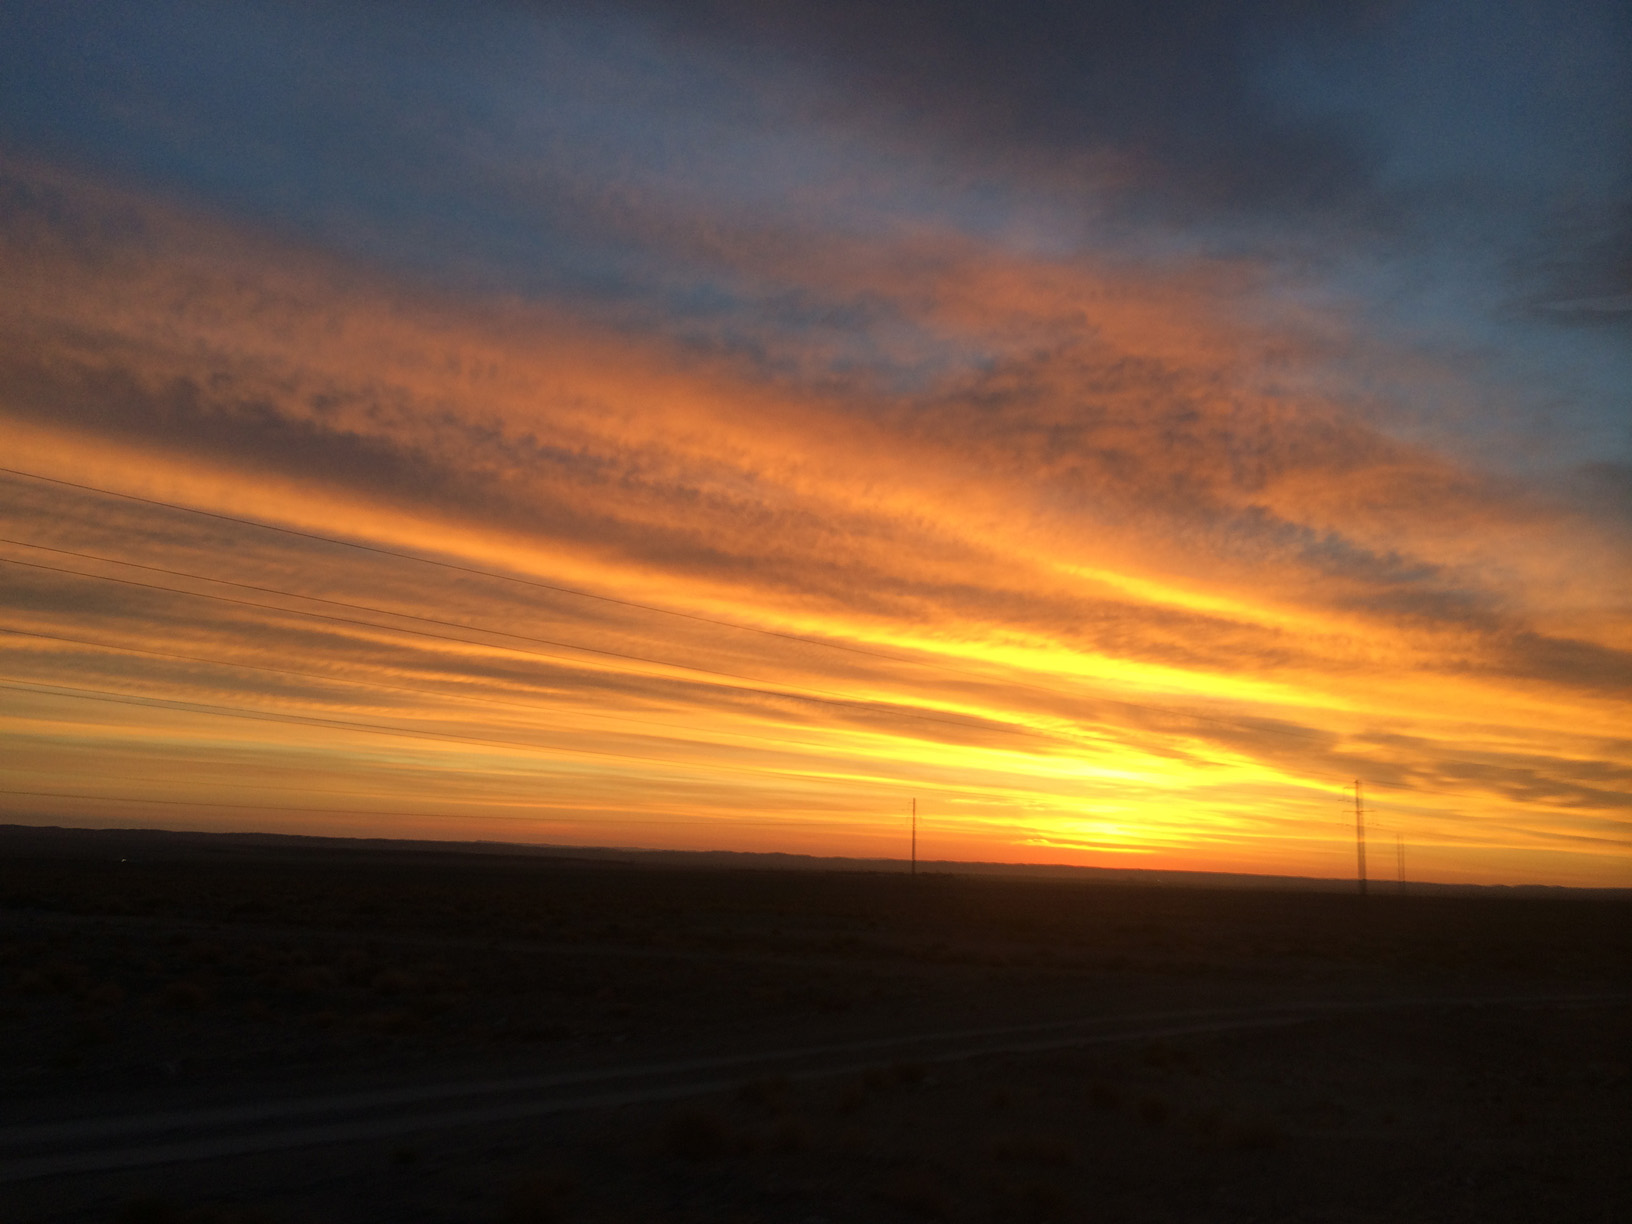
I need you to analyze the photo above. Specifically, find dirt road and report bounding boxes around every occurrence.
[6,991,1621,1185]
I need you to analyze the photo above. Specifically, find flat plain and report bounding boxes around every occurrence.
[1,825,1627,1223]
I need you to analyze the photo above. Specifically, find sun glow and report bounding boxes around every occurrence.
[0,156,1626,888]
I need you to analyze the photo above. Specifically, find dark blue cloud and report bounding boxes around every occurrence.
[2,0,1627,466]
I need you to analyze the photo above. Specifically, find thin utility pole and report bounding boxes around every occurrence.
[1396,832,1405,893]
[910,797,917,877]
[1352,779,1368,896]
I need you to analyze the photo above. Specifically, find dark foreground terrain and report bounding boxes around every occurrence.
[1,826,1627,1223]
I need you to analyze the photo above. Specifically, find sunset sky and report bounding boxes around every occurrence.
[1,0,1628,886]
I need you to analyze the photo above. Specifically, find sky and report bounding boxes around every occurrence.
[0,0,1628,886]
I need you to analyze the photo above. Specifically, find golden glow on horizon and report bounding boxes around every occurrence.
[0,163,1628,888]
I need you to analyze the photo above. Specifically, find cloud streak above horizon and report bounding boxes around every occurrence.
[0,1,1627,885]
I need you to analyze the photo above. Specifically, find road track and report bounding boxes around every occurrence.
[3,990,1625,1184]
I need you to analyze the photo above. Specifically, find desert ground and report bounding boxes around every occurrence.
[1,825,1627,1223]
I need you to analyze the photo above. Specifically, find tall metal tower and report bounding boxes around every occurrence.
[1351,779,1368,896]
[910,797,917,877]
[1396,832,1405,893]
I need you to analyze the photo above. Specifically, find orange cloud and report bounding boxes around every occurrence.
[1,161,1627,886]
